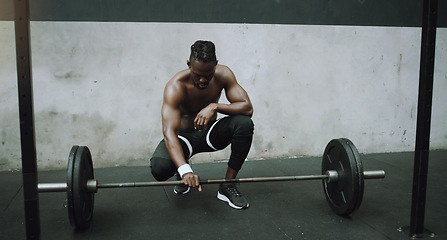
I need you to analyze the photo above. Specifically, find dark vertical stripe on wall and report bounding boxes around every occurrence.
[0,0,446,27]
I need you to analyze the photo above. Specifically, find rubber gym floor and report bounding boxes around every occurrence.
[1,151,446,240]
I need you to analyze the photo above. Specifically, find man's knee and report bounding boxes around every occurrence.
[232,115,254,135]
[150,157,175,181]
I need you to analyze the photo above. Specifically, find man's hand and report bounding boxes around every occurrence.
[194,103,217,130]
[182,172,202,192]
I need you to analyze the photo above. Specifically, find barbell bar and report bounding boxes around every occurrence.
[38,170,385,193]
[37,138,385,230]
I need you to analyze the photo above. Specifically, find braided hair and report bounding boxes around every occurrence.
[189,40,217,63]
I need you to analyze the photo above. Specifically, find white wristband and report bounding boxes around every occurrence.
[178,164,193,177]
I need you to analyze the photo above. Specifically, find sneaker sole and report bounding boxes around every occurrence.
[174,187,190,195]
[217,191,249,210]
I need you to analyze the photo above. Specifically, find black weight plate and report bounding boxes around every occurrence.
[66,145,79,228]
[322,138,364,216]
[342,138,364,214]
[72,146,95,229]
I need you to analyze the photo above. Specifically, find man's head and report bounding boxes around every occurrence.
[189,40,217,63]
[187,40,218,90]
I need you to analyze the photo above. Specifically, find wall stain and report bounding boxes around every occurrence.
[54,70,84,82]
[34,109,117,169]
[0,110,21,171]
[0,158,7,166]
[395,53,403,74]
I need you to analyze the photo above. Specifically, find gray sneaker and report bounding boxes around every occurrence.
[174,173,190,195]
[217,184,249,209]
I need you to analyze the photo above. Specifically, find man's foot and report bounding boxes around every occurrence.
[217,184,249,209]
[174,173,190,195]
[174,184,190,194]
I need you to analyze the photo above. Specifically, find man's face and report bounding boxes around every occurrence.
[188,60,217,90]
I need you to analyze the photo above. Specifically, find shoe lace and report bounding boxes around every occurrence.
[226,184,242,197]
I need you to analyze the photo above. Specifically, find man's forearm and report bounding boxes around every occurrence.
[164,134,188,168]
[213,101,253,117]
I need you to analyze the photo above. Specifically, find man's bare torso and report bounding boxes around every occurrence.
[174,65,227,129]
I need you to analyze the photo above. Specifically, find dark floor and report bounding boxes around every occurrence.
[1,151,446,240]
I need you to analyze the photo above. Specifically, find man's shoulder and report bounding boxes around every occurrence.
[171,69,190,82]
[216,64,231,73]
[215,64,236,83]
[166,70,189,88]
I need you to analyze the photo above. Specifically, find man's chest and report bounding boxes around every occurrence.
[180,87,222,114]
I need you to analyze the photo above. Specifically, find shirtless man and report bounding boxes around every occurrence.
[150,40,254,209]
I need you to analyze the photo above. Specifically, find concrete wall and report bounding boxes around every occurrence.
[1,21,446,171]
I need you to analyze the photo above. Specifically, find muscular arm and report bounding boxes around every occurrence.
[218,66,253,116]
[161,90,185,169]
[194,66,253,129]
[162,81,200,188]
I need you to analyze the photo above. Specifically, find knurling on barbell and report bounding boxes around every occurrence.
[38,138,385,230]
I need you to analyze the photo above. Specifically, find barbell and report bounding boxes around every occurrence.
[37,138,385,230]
